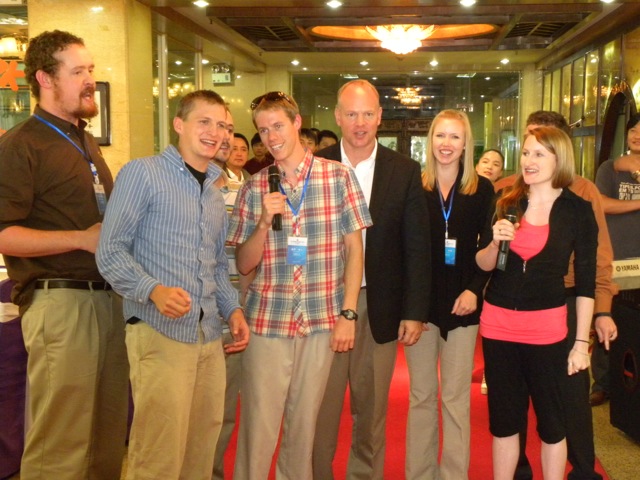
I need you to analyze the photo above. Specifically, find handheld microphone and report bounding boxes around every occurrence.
[267,165,282,231]
[496,207,517,271]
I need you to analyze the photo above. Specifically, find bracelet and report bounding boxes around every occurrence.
[571,348,590,356]
[574,339,589,343]
[631,170,640,181]
[593,312,611,319]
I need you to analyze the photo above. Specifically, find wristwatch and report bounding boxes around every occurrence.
[631,170,640,183]
[340,309,359,321]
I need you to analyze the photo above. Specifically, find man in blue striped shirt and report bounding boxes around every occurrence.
[97,90,249,480]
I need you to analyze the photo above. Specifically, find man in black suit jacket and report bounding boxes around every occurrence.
[313,79,431,479]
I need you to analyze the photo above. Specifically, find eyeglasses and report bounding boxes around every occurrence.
[250,91,295,111]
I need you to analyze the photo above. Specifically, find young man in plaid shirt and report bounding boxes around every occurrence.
[227,91,372,479]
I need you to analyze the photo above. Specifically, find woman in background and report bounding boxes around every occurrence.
[476,126,597,480]
[476,148,504,184]
[405,109,494,480]
[474,148,505,394]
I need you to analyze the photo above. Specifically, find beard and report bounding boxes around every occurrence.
[53,84,99,120]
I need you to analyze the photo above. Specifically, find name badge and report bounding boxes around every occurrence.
[444,237,457,266]
[287,236,308,265]
[94,183,107,215]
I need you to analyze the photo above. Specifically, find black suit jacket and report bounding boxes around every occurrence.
[316,143,431,343]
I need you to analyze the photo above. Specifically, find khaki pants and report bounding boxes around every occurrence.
[313,289,397,480]
[125,321,225,480]
[212,332,243,480]
[233,332,333,480]
[21,287,129,480]
[405,323,478,480]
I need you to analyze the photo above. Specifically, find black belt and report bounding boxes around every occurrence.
[35,280,112,291]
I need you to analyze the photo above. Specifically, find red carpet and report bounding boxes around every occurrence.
[223,336,609,479]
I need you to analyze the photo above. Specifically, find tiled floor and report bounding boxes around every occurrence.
[592,400,640,480]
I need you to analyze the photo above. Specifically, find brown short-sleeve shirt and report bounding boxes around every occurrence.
[0,106,114,310]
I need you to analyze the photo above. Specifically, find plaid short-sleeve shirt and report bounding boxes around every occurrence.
[227,151,372,338]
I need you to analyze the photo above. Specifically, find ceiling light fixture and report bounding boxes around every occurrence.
[291,59,300,66]
[392,87,428,108]
[192,1,209,7]
[460,0,476,6]
[326,0,342,8]
[0,35,26,59]
[365,24,436,55]
[430,59,439,67]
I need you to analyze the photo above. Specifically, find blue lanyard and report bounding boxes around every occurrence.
[437,181,455,239]
[34,114,101,185]
[279,158,313,229]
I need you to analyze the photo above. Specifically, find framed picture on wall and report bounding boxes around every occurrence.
[85,81,111,146]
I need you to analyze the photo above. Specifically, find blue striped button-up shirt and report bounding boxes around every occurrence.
[97,145,240,343]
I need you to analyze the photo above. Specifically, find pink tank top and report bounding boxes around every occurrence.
[480,217,568,344]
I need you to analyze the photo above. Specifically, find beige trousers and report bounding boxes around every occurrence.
[20,286,129,480]
[313,289,398,480]
[233,332,333,480]
[404,323,479,480]
[212,332,243,480]
[125,321,225,480]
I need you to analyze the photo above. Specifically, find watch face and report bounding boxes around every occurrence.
[341,309,357,320]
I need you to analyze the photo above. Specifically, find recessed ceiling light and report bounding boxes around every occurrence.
[372,77,378,80]
[600,0,615,3]
[360,60,369,66]
[326,0,342,8]
[428,77,433,80]
[291,59,300,66]
[303,67,308,71]
[430,59,438,67]
[91,6,104,13]
[175,60,182,65]
[201,59,210,65]
[500,58,510,65]
[460,0,476,6]
[193,1,209,7]
[485,76,491,80]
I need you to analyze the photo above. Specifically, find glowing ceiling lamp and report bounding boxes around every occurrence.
[392,87,428,108]
[0,35,27,59]
[365,24,436,55]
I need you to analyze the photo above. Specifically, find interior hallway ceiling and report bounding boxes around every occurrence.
[142,0,640,75]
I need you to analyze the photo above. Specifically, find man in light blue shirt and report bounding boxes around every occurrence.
[97,90,249,479]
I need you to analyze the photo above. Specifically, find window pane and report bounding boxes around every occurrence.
[551,69,561,113]
[543,73,552,111]
[584,51,599,127]
[571,57,585,125]
[561,63,572,121]
[599,38,622,124]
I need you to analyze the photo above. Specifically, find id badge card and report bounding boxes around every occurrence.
[287,236,308,265]
[94,183,107,215]
[444,237,457,266]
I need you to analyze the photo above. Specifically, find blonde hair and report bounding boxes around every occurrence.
[422,109,478,195]
[497,126,575,219]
